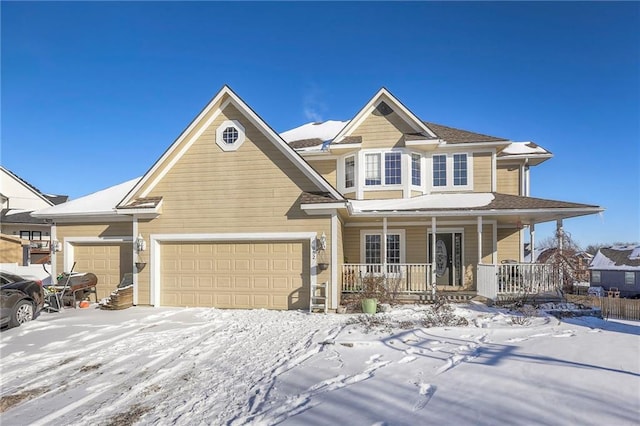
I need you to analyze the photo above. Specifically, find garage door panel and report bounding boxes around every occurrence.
[74,243,133,300]
[160,241,307,309]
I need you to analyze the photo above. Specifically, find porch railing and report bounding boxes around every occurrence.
[477,263,560,299]
[342,263,432,294]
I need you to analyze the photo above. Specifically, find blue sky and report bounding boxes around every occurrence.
[2,1,638,248]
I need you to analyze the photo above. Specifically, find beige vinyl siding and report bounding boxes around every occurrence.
[357,110,415,149]
[135,102,332,306]
[308,159,337,187]
[160,241,307,309]
[54,223,133,276]
[497,227,522,263]
[497,164,521,195]
[405,227,427,263]
[343,191,356,199]
[363,190,404,200]
[343,227,360,264]
[473,152,493,192]
[74,244,133,299]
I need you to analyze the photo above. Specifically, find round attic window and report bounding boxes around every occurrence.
[216,120,246,151]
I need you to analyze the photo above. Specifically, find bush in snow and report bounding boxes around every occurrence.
[421,298,469,328]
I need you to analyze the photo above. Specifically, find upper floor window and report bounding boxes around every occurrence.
[345,156,355,189]
[431,153,472,190]
[365,153,381,185]
[433,155,447,187]
[625,272,635,286]
[453,154,468,186]
[411,153,421,186]
[385,152,402,185]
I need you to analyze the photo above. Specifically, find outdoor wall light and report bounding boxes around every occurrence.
[135,234,147,252]
[319,232,327,251]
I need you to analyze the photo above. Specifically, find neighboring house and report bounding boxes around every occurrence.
[1,166,68,263]
[33,86,603,308]
[589,245,640,297]
[535,248,593,283]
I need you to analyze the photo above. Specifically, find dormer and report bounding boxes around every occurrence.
[281,88,551,200]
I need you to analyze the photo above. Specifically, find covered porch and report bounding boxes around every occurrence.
[341,262,560,298]
[339,193,603,301]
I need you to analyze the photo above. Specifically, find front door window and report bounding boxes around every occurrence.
[429,232,463,286]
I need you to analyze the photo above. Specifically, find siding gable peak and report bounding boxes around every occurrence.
[117,86,343,208]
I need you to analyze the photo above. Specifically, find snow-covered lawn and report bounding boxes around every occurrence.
[1,303,638,425]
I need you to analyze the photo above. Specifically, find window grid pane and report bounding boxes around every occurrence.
[592,271,601,283]
[625,272,635,285]
[384,152,402,185]
[411,154,421,186]
[365,154,381,185]
[386,235,400,264]
[345,157,355,188]
[365,235,381,264]
[223,127,238,144]
[433,155,447,187]
[453,154,467,186]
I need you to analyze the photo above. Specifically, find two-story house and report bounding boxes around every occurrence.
[33,86,602,309]
[1,166,68,263]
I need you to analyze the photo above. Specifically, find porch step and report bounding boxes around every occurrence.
[310,282,328,313]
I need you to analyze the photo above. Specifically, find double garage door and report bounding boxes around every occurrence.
[160,241,309,310]
[73,243,133,300]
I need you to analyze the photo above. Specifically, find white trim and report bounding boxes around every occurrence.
[127,97,227,202]
[51,223,57,279]
[428,152,474,192]
[331,213,339,310]
[215,119,246,151]
[63,236,133,274]
[492,221,497,264]
[148,232,317,307]
[359,228,406,264]
[119,86,343,207]
[333,89,436,144]
[132,219,139,305]
[491,150,497,192]
[427,226,465,286]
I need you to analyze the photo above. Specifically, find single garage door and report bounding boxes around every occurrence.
[73,244,133,300]
[160,241,308,309]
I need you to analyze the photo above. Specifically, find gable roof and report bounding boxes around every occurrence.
[590,245,640,271]
[331,87,437,144]
[117,85,343,208]
[0,166,66,207]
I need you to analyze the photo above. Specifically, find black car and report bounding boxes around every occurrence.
[1,272,45,328]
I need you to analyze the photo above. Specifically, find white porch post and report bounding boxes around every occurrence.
[530,223,536,264]
[431,216,437,296]
[477,216,483,264]
[382,217,388,274]
[132,218,139,305]
[51,223,57,281]
[557,219,564,252]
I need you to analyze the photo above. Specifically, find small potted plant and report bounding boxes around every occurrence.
[360,274,385,314]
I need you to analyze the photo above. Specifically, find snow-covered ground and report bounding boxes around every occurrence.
[1,303,638,425]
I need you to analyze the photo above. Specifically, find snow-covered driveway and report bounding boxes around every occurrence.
[0,307,344,425]
[1,304,639,425]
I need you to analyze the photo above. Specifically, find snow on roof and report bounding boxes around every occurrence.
[501,142,550,156]
[280,120,349,143]
[33,177,141,218]
[590,245,640,271]
[351,193,494,213]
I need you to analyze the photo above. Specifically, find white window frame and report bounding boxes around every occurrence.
[216,120,246,152]
[344,155,355,189]
[384,152,402,185]
[411,153,422,187]
[359,229,406,265]
[624,271,635,286]
[429,152,473,191]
